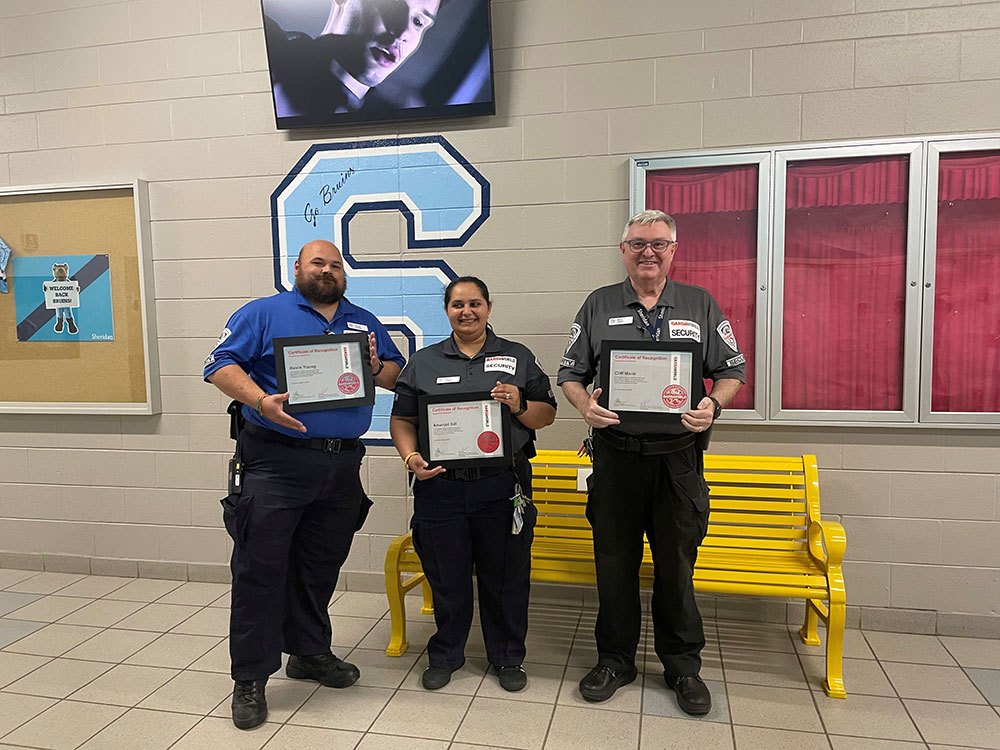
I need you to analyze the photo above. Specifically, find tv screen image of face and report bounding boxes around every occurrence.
[261,0,496,130]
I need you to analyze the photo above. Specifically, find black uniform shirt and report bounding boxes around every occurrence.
[557,277,746,436]
[392,329,557,456]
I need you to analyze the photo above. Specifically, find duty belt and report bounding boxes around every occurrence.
[244,423,359,453]
[595,428,696,456]
[444,465,511,482]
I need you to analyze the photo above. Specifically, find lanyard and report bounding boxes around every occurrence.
[635,306,666,342]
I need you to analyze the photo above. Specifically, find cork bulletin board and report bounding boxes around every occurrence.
[0,181,160,414]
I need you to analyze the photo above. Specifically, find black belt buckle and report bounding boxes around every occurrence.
[624,435,642,453]
[323,438,342,453]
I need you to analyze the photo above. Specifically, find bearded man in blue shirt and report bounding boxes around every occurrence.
[205,239,404,729]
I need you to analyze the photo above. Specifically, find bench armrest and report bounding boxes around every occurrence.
[807,520,846,570]
[384,531,414,573]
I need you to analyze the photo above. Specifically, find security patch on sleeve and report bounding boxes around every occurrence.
[204,353,216,366]
[560,357,576,368]
[215,327,232,348]
[565,323,582,353]
[717,320,739,352]
[485,356,517,375]
[669,320,701,342]
[726,354,745,368]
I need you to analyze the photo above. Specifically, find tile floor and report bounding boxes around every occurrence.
[1,568,999,749]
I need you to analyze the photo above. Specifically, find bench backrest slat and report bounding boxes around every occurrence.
[529,451,817,551]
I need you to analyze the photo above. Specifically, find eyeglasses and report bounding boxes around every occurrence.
[624,239,676,253]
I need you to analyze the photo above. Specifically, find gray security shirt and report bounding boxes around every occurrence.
[393,329,557,456]
[557,277,746,436]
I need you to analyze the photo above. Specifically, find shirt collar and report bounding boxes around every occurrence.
[622,276,676,310]
[440,327,502,358]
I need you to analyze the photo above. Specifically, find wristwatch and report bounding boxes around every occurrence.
[708,396,723,421]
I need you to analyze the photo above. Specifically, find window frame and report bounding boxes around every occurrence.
[769,142,925,424]
[631,134,1000,429]
[920,138,1000,425]
[631,151,772,423]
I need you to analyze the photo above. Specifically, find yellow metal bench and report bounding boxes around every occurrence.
[384,450,847,698]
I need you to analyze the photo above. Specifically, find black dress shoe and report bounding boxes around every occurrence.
[231,678,267,730]
[286,652,360,688]
[579,663,638,702]
[421,658,465,690]
[494,664,528,692]
[665,673,712,715]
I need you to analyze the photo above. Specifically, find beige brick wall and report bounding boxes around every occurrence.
[1,0,998,622]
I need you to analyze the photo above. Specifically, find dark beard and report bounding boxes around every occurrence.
[297,275,345,304]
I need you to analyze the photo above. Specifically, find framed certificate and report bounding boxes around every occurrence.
[598,340,704,431]
[274,333,374,413]
[417,392,513,470]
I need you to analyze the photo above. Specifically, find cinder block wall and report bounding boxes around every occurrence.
[1,0,998,633]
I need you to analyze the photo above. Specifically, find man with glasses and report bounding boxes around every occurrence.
[558,210,745,713]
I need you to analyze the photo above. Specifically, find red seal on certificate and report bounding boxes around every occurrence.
[662,385,687,408]
[337,372,360,395]
[477,431,500,453]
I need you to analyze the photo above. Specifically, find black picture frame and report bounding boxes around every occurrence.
[417,391,513,470]
[598,339,705,432]
[274,332,374,413]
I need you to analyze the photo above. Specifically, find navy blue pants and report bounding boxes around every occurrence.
[411,466,536,670]
[587,436,710,677]
[222,429,368,681]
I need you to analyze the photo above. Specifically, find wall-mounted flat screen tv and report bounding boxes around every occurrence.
[261,0,496,130]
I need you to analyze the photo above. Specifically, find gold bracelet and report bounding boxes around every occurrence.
[255,394,265,414]
[402,451,420,470]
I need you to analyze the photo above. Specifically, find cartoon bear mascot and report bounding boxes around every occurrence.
[45,263,79,334]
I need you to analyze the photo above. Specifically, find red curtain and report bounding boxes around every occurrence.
[932,151,1000,413]
[646,165,758,410]
[781,156,909,411]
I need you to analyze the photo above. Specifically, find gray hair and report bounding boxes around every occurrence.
[621,209,676,242]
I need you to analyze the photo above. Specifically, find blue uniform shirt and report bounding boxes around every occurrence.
[203,287,405,439]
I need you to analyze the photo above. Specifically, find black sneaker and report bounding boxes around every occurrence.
[286,652,360,688]
[494,664,528,692]
[579,663,638,702]
[665,673,712,715]
[231,678,267,730]
[53,318,64,333]
[66,317,78,334]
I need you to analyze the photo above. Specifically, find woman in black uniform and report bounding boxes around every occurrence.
[390,276,557,691]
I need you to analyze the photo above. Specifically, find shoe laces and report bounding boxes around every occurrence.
[306,652,339,667]
[234,680,264,702]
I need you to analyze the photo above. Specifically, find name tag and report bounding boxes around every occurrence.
[485,356,517,375]
[346,321,369,332]
[609,316,633,326]
[436,376,461,384]
[669,319,701,342]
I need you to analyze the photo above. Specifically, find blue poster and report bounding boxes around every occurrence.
[12,254,115,342]
[0,235,11,294]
